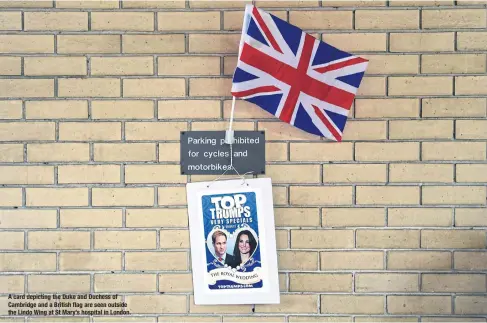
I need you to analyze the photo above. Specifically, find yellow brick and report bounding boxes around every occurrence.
[0,232,24,250]
[266,165,320,184]
[275,208,320,227]
[126,122,186,140]
[421,318,484,323]
[290,186,353,205]
[59,252,121,271]
[92,12,154,31]
[59,78,120,98]
[388,208,452,227]
[0,122,54,141]
[0,188,21,206]
[291,229,353,248]
[357,186,419,205]
[158,57,220,76]
[288,317,352,323]
[125,165,186,184]
[455,297,487,315]
[0,253,56,271]
[159,229,189,249]
[123,0,185,8]
[0,276,24,293]
[423,9,486,29]
[56,1,118,8]
[158,100,220,118]
[28,57,87,76]
[0,79,53,98]
[289,11,352,29]
[159,317,218,323]
[355,98,419,118]
[158,12,219,31]
[454,251,487,270]
[423,54,486,74]
[290,273,351,292]
[391,120,453,139]
[92,187,154,206]
[357,229,420,248]
[0,209,56,228]
[364,54,418,74]
[357,76,386,96]
[457,120,487,139]
[422,229,485,248]
[0,1,51,7]
[323,208,384,227]
[390,0,453,5]
[224,10,286,30]
[158,187,187,206]
[356,10,418,29]
[0,12,21,30]
[266,143,287,162]
[159,143,180,162]
[24,12,87,31]
[422,142,486,161]
[28,143,89,162]
[189,0,250,8]
[458,32,487,50]
[92,100,154,119]
[273,186,288,206]
[28,231,90,250]
[95,274,156,292]
[125,251,187,270]
[0,35,53,53]
[126,295,186,314]
[388,296,451,315]
[456,76,487,95]
[60,209,122,228]
[278,251,318,270]
[323,33,387,52]
[124,78,185,98]
[94,143,156,162]
[189,78,231,97]
[59,122,121,141]
[91,57,153,76]
[290,143,353,161]
[26,100,88,119]
[422,274,486,292]
[0,100,21,119]
[357,273,418,292]
[57,35,120,54]
[58,165,120,184]
[321,295,384,314]
[223,56,237,76]
[0,166,53,184]
[28,275,90,293]
[390,32,454,52]
[224,317,284,323]
[389,76,452,96]
[423,185,485,205]
[276,229,288,249]
[455,208,487,226]
[159,273,193,292]
[27,318,89,323]
[259,121,322,141]
[191,121,253,131]
[387,251,451,270]
[345,318,411,323]
[189,34,240,53]
[95,318,156,323]
[257,0,320,6]
[257,295,318,314]
[26,188,88,207]
[123,35,184,54]
[0,57,20,75]
[389,163,453,183]
[324,164,387,183]
[423,98,486,117]
[343,121,387,140]
[356,143,419,161]
[95,231,156,249]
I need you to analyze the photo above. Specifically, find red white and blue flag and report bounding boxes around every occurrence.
[231,5,368,142]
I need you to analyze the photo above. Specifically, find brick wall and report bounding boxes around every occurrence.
[0,0,486,321]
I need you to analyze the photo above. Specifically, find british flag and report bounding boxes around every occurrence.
[231,5,368,142]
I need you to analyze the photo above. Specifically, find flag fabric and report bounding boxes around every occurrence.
[231,5,368,142]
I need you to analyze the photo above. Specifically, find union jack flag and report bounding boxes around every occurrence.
[231,5,368,142]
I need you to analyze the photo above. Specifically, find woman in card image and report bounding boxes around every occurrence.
[231,230,257,268]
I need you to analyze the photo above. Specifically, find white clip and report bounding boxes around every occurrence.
[224,129,235,145]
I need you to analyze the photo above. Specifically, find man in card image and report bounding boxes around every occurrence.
[212,230,236,266]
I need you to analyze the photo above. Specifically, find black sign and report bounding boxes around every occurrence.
[180,131,265,175]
